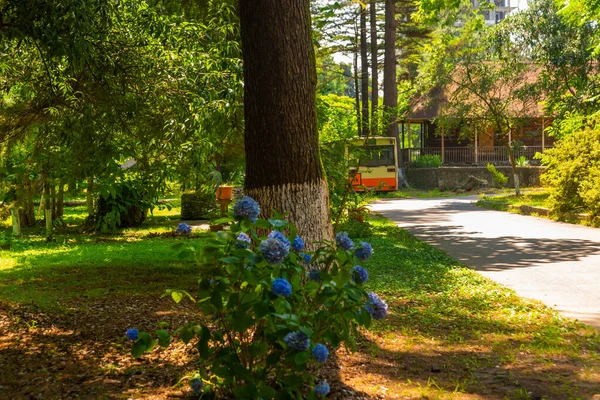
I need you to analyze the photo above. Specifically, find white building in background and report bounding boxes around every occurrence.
[473,0,517,25]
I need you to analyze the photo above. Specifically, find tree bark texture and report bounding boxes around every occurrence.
[353,34,362,135]
[10,207,21,237]
[239,0,334,245]
[55,181,64,219]
[87,176,94,217]
[370,0,379,135]
[384,0,400,157]
[43,178,53,240]
[360,5,370,136]
[19,178,36,227]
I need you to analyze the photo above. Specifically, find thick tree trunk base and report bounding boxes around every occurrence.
[246,179,334,248]
[513,174,521,196]
[10,208,21,237]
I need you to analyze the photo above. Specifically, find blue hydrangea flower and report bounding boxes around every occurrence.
[308,269,321,282]
[335,231,354,250]
[292,236,305,251]
[235,232,252,249]
[355,242,373,261]
[314,381,330,396]
[365,292,389,320]
[284,330,310,351]
[233,196,260,223]
[352,265,369,284]
[268,230,291,249]
[176,223,192,235]
[301,252,312,265]
[260,238,290,264]
[271,278,292,297]
[190,378,203,394]
[312,344,329,363]
[126,328,139,341]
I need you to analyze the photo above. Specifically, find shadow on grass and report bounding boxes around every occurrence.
[331,329,600,399]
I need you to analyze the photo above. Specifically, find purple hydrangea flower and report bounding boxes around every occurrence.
[335,231,354,250]
[284,330,310,351]
[260,237,290,265]
[312,343,329,363]
[235,232,252,249]
[271,278,292,297]
[314,381,330,396]
[190,378,203,394]
[176,223,192,235]
[126,328,139,341]
[233,196,260,223]
[292,236,305,251]
[365,292,388,320]
[352,265,369,284]
[355,242,373,261]
[308,269,321,282]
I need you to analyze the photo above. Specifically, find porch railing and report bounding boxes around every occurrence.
[401,146,547,166]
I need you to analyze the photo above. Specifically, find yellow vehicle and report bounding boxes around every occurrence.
[348,137,398,191]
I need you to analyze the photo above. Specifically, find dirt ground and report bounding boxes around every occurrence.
[1,297,598,400]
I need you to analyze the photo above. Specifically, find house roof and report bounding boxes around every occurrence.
[407,64,546,121]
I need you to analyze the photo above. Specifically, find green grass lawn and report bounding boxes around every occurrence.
[0,203,598,398]
[478,191,551,210]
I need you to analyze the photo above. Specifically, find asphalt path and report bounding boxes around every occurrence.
[370,196,600,329]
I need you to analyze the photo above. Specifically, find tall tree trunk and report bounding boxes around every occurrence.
[508,150,521,196]
[19,178,36,227]
[87,176,94,217]
[50,184,56,220]
[10,207,21,237]
[360,4,370,137]
[384,0,401,165]
[43,176,53,241]
[56,181,64,219]
[353,35,362,136]
[370,0,379,135]
[239,0,334,246]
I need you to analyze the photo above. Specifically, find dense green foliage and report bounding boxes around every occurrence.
[541,115,600,224]
[411,154,442,168]
[486,163,508,188]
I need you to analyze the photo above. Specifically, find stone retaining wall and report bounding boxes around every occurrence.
[406,166,544,190]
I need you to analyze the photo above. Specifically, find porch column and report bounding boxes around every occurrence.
[541,117,545,152]
[474,128,478,163]
[441,124,445,164]
[407,121,411,163]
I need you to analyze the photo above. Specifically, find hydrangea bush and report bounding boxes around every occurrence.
[127,196,387,399]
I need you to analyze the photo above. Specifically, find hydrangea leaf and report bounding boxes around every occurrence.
[156,329,171,347]
[268,219,287,228]
[131,340,147,358]
[294,351,310,365]
[180,327,194,344]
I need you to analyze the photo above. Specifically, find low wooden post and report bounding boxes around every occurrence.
[474,128,478,164]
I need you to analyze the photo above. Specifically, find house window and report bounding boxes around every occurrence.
[481,10,491,20]
[495,11,505,22]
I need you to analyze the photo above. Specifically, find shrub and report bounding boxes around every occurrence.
[411,154,442,168]
[94,179,161,231]
[336,219,373,238]
[181,186,218,220]
[487,163,508,188]
[516,155,530,167]
[541,115,600,224]
[127,197,386,398]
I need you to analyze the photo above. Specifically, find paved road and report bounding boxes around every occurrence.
[370,196,600,329]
